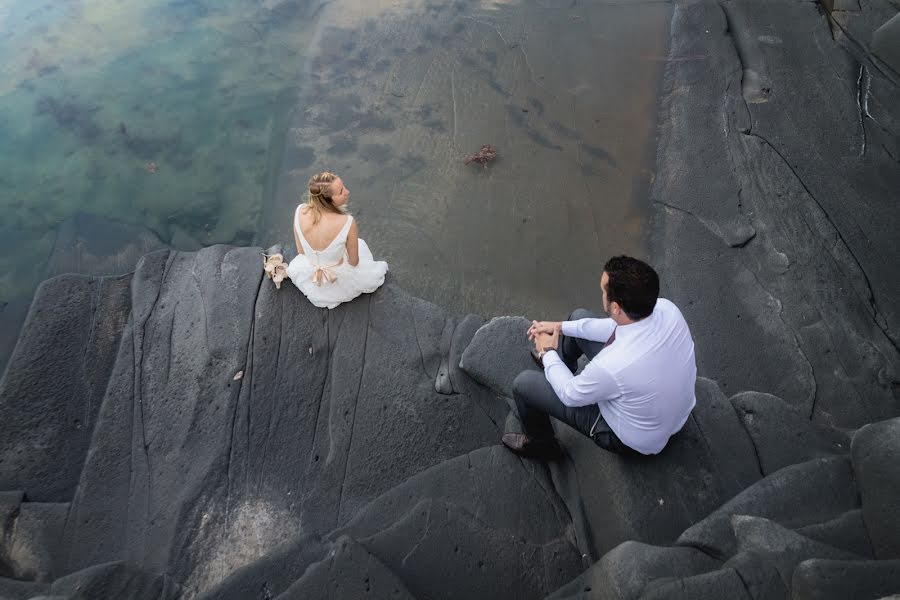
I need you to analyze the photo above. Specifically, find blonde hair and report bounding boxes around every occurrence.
[306,171,345,224]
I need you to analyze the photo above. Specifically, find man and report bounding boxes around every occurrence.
[502,256,697,458]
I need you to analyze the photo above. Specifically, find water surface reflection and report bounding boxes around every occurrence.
[0,0,670,371]
[265,0,671,318]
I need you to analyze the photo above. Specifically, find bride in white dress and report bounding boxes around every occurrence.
[286,171,388,309]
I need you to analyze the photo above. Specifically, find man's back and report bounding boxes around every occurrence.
[590,298,697,454]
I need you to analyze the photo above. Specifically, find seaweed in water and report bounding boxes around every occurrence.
[35,97,102,142]
[124,131,181,160]
[464,144,498,168]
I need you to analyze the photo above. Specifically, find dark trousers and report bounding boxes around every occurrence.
[512,308,638,456]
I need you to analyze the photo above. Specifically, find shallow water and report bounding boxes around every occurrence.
[0,0,670,371]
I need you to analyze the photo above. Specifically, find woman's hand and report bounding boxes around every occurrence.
[527,320,561,340]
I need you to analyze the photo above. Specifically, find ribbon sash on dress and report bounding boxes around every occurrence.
[311,257,344,286]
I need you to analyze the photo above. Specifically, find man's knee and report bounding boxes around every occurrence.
[512,370,543,399]
[569,307,595,321]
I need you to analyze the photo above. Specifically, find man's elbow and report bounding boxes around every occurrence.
[558,392,580,408]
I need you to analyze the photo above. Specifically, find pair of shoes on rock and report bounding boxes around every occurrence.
[501,432,563,459]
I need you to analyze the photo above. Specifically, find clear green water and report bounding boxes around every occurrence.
[0,0,320,365]
[0,0,672,373]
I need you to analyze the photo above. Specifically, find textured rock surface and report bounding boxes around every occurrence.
[677,457,859,559]
[0,274,132,502]
[459,316,538,398]
[652,0,900,425]
[546,542,720,600]
[3,0,900,597]
[852,417,900,559]
[791,558,900,600]
[730,391,850,476]
[0,248,573,599]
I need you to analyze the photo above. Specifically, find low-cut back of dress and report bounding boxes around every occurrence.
[286,205,388,309]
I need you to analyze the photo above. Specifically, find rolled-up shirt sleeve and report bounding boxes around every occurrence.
[541,350,620,407]
[562,318,616,343]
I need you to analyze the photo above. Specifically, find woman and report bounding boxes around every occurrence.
[286,171,388,308]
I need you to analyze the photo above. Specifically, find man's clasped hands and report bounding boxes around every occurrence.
[527,320,562,356]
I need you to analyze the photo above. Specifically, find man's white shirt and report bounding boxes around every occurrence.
[541,298,697,455]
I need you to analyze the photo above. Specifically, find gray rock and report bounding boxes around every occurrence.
[554,401,757,557]
[195,534,326,600]
[791,558,900,600]
[0,502,67,582]
[723,550,788,600]
[206,445,583,600]
[42,214,168,282]
[51,247,505,594]
[275,536,415,600]
[0,576,49,600]
[0,274,132,502]
[653,0,900,427]
[459,316,538,397]
[691,378,761,493]
[335,446,584,600]
[872,13,900,74]
[0,490,23,531]
[678,457,859,559]
[546,542,720,600]
[49,561,180,600]
[639,568,751,600]
[796,509,874,558]
[819,0,863,11]
[730,391,850,476]
[730,515,862,587]
[448,313,485,395]
[852,418,900,559]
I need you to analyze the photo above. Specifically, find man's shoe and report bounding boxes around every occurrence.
[501,432,562,459]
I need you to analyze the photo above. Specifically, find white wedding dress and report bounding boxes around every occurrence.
[286,206,388,309]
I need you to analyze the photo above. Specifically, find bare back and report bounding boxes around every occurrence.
[294,204,360,265]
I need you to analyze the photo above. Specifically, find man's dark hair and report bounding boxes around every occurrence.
[603,256,659,320]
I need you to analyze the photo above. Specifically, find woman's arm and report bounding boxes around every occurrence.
[346,219,360,266]
[294,227,304,254]
[294,206,305,254]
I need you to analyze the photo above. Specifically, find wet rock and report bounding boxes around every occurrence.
[852,418,900,559]
[730,391,850,475]
[44,214,168,280]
